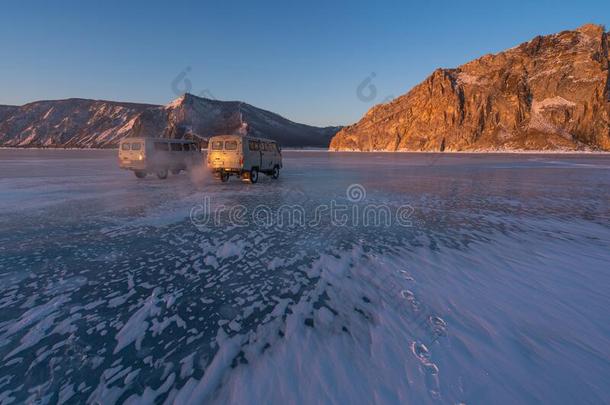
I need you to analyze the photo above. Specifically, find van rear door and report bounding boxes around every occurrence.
[208,139,224,168]
[119,140,145,162]
[222,139,242,169]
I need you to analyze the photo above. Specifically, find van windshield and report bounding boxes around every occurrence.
[211,141,223,150]
[225,141,238,150]
[121,143,130,151]
[131,143,141,151]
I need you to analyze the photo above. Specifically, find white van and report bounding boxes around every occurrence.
[207,135,282,183]
[118,137,202,179]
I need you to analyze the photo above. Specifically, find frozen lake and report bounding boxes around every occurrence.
[0,149,609,404]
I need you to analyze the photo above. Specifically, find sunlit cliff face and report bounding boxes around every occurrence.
[331,24,610,152]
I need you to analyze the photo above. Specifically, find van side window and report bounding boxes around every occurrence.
[170,143,182,152]
[121,143,131,151]
[183,144,190,152]
[225,141,237,150]
[131,143,141,151]
[154,142,169,151]
[248,141,259,151]
[260,143,267,151]
[211,141,223,150]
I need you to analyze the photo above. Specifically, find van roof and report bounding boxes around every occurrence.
[120,137,197,144]
[208,134,277,143]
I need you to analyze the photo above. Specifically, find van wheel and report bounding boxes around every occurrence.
[156,169,168,179]
[271,166,280,179]
[220,172,229,182]
[171,169,181,175]
[134,171,146,179]
[249,168,259,184]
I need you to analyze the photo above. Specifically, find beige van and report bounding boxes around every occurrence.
[119,137,202,179]
[207,135,282,183]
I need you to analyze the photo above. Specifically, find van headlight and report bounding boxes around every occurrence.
[138,154,143,161]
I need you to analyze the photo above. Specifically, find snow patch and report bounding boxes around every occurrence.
[113,289,162,353]
[166,95,187,110]
[532,96,576,114]
[457,72,484,85]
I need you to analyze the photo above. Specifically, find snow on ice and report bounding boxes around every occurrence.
[0,149,609,404]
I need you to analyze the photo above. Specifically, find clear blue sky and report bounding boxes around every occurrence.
[0,0,608,126]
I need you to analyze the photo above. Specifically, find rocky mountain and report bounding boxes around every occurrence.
[0,99,155,148]
[331,24,610,152]
[131,94,339,148]
[0,94,339,148]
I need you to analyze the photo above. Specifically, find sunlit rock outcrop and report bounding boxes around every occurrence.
[331,24,610,151]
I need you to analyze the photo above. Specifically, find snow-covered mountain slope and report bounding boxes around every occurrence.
[132,94,340,148]
[0,99,155,148]
[0,95,340,148]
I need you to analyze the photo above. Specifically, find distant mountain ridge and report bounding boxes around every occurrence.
[0,94,339,148]
[330,24,610,152]
[131,94,340,148]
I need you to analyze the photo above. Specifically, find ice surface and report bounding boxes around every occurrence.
[0,149,609,404]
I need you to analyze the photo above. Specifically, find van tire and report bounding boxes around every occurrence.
[271,166,280,179]
[171,169,181,175]
[134,171,147,179]
[249,168,259,184]
[220,172,229,182]
[156,169,168,180]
